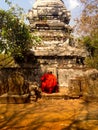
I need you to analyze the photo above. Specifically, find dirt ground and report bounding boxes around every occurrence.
[0,99,98,130]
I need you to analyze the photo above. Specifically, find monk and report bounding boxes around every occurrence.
[40,71,59,94]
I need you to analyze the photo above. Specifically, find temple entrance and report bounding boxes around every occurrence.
[46,68,58,78]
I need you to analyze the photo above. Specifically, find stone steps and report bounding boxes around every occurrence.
[42,92,81,100]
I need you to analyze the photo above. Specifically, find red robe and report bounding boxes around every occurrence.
[40,73,58,93]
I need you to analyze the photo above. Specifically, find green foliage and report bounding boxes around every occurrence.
[0,0,42,62]
[85,56,98,69]
[0,0,41,63]
[0,9,32,59]
[82,35,98,69]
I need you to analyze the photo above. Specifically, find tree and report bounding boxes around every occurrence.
[0,9,32,59]
[76,0,98,36]
[75,0,98,69]
[0,0,41,63]
[4,0,25,21]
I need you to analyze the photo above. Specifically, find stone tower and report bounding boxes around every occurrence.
[28,0,71,46]
[27,0,87,87]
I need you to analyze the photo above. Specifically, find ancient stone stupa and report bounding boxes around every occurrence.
[27,0,87,87]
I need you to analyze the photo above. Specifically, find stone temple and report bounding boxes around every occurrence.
[27,0,87,87]
[1,0,98,104]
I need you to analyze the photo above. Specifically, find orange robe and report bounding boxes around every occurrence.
[40,73,58,93]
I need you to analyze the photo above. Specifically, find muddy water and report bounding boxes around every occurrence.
[0,99,98,130]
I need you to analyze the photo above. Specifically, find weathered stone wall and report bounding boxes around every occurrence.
[0,53,86,92]
[35,56,85,87]
[37,56,84,68]
[82,69,98,101]
[0,68,42,85]
[58,68,85,87]
[0,70,29,103]
[0,68,42,103]
[68,69,98,101]
[0,67,98,103]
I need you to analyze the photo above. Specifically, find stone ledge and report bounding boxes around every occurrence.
[42,92,81,100]
[0,94,30,104]
[42,92,65,99]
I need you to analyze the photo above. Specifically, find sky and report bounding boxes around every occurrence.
[0,0,83,26]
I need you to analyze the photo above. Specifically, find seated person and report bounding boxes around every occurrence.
[40,71,59,94]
